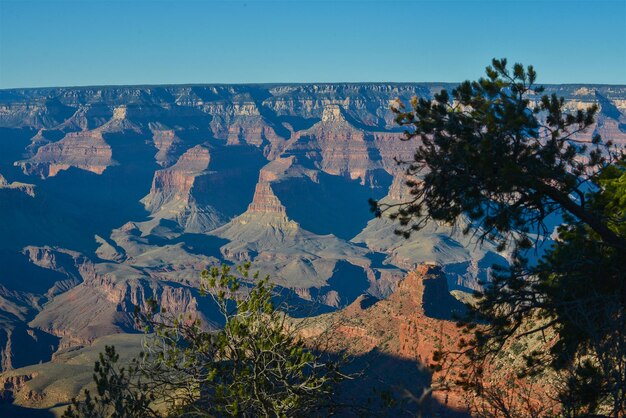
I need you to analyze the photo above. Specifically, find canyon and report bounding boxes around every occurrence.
[0,83,625,414]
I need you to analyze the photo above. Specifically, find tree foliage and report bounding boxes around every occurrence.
[378,58,622,252]
[64,263,347,418]
[374,58,626,416]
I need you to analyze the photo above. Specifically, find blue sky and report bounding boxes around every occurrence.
[1,0,624,88]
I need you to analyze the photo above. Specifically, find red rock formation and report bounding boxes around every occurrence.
[286,104,416,185]
[17,130,113,178]
[246,182,286,216]
[245,159,296,216]
[302,265,468,410]
[29,263,206,348]
[144,145,211,210]
[151,128,183,167]
[217,157,297,230]
[287,104,376,183]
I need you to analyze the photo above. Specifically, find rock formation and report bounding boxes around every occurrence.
[0,174,35,197]
[17,130,113,178]
[300,265,469,412]
[141,145,221,232]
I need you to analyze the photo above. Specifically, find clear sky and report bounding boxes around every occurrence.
[1,0,624,88]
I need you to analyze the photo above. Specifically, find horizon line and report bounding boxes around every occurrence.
[2,81,626,91]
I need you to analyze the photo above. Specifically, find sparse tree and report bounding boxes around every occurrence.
[64,263,347,418]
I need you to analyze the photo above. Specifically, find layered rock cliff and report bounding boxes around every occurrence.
[17,130,113,178]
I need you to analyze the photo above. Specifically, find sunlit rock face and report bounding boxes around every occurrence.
[17,130,113,178]
[143,145,211,211]
[298,265,469,413]
[0,82,624,377]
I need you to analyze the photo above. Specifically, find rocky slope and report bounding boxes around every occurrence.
[300,265,469,412]
[0,266,547,417]
[0,83,624,382]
